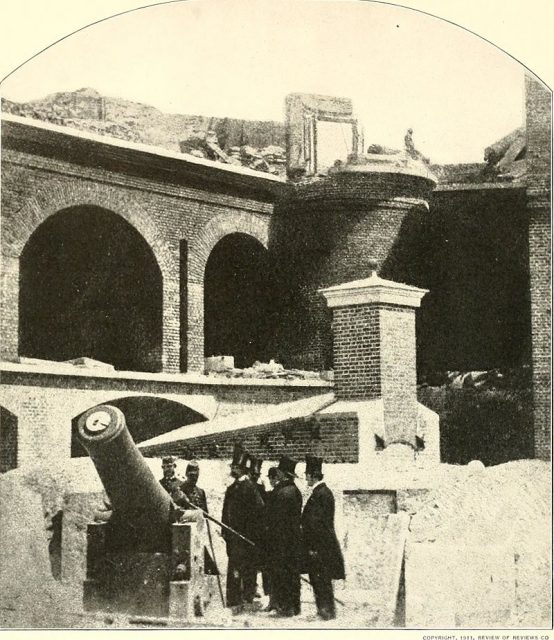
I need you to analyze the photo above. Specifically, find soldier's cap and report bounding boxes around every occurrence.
[278,455,298,478]
[186,460,200,472]
[162,456,176,465]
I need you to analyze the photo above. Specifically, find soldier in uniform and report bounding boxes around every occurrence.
[301,454,345,621]
[159,458,219,575]
[159,456,183,495]
[266,455,303,617]
[172,460,208,512]
[221,447,265,613]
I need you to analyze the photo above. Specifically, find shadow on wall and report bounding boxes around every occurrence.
[380,189,531,376]
[204,233,279,369]
[0,406,18,473]
[418,385,533,466]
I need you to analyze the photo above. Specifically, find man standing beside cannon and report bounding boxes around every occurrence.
[159,456,183,495]
[221,447,265,614]
[302,454,345,621]
[159,457,219,576]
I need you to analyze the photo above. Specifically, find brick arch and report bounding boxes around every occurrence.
[189,212,269,284]
[7,180,181,373]
[185,212,270,372]
[69,394,209,458]
[8,181,170,273]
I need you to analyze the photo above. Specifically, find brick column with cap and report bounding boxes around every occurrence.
[320,268,427,447]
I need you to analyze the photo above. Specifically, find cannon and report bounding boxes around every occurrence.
[77,404,217,619]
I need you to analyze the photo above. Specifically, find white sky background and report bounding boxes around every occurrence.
[0,0,551,164]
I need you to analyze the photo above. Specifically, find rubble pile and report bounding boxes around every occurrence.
[204,357,332,381]
[420,366,531,391]
[2,89,287,175]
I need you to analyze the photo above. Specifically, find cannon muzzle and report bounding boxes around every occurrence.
[77,404,172,552]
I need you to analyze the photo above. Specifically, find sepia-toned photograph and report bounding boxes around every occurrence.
[0,0,552,633]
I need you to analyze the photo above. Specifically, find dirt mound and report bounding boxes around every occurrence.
[409,459,551,626]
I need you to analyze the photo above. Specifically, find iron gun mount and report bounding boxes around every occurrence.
[77,405,216,620]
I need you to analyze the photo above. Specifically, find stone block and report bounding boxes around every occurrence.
[405,542,516,627]
[61,491,106,584]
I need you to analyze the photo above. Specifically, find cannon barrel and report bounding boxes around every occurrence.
[77,404,172,552]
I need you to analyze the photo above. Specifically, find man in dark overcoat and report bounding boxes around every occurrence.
[301,455,345,621]
[262,466,279,611]
[221,447,264,613]
[248,456,268,599]
[266,455,303,617]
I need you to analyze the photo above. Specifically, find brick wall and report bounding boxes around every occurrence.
[525,74,552,460]
[326,290,420,447]
[332,305,381,399]
[272,174,431,370]
[0,366,330,467]
[141,411,359,463]
[1,133,274,374]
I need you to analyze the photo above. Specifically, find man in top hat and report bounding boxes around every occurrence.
[265,455,303,617]
[221,445,265,613]
[262,466,279,612]
[248,456,267,503]
[248,456,269,600]
[301,455,345,621]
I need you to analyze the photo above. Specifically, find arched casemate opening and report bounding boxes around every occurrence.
[19,206,163,372]
[204,233,277,369]
[71,396,207,457]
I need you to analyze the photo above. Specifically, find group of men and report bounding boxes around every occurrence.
[159,450,345,621]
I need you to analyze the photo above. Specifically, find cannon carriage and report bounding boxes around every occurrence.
[77,404,218,620]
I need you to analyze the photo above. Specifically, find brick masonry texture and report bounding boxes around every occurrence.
[1,79,551,466]
[273,182,530,374]
[271,183,425,370]
[0,368,328,466]
[330,299,418,445]
[332,305,381,400]
[525,75,552,460]
[141,411,359,464]
[0,142,274,374]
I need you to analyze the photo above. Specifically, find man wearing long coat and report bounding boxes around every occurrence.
[221,449,264,612]
[266,455,303,617]
[301,454,345,620]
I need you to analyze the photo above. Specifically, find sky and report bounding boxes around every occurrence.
[0,0,547,164]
